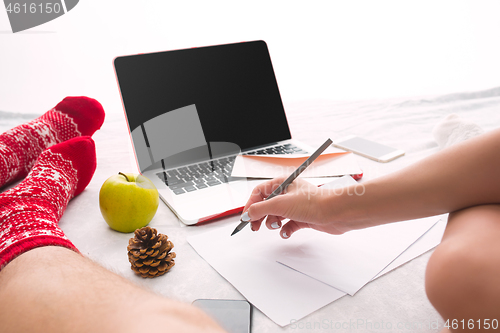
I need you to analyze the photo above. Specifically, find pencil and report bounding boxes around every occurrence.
[230,138,333,236]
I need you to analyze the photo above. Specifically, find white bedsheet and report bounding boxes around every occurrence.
[1,86,500,332]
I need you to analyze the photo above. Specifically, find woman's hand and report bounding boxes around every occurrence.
[242,177,352,239]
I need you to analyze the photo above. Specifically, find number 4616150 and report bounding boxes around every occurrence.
[445,319,498,330]
[6,3,62,14]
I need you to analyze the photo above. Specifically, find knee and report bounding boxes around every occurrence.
[425,242,462,313]
[425,240,497,319]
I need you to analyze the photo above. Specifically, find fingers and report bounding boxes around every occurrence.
[242,177,287,212]
[265,215,283,230]
[253,218,310,238]
[247,195,289,222]
[243,177,312,232]
[280,220,310,239]
[250,215,282,232]
[250,218,265,232]
[243,178,287,232]
[248,197,286,232]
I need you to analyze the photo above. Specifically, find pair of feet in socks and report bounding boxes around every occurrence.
[0,97,105,268]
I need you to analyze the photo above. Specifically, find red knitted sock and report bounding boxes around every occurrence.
[0,96,105,188]
[0,136,96,269]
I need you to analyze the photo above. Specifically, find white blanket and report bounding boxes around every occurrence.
[1,86,500,332]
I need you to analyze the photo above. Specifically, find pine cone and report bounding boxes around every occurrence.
[127,227,176,278]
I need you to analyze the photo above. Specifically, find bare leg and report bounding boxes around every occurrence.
[426,204,500,332]
[0,246,225,333]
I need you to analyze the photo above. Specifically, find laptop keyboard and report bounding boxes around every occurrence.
[156,143,307,195]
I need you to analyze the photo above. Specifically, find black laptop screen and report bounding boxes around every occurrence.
[114,41,291,171]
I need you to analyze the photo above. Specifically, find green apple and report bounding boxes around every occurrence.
[99,172,159,233]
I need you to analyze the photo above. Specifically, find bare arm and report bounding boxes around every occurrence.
[245,128,500,237]
[333,127,500,229]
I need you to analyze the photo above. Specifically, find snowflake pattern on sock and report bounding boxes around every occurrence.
[0,108,80,187]
[0,96,105,190]
[0,136,96,268]
[0,149,77,254]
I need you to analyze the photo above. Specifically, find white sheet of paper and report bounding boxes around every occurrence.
[188,224,347,327]
[231,152,362,178]
[276,217,439,295]
[374,216,447,279]
[274,177,439,295]
[188,218,446,327]
[187,176,446,326]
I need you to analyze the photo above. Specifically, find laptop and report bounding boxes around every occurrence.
[113,40,315,225]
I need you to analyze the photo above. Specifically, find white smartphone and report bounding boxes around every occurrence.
[332,135,405,162]
[193,299,251,333]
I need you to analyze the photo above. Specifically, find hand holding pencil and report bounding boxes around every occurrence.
[232,139,351,238]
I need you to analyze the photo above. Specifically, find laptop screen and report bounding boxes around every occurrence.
[114,40,292,172]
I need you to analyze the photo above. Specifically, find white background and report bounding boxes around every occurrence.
[1,0,500,114]
[1,2,500,330]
